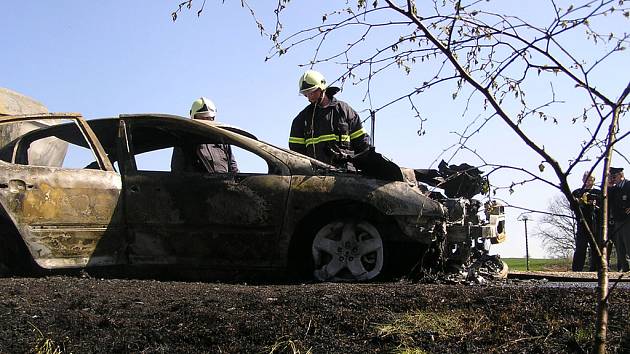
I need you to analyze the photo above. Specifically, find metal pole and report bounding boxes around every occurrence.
[370,110,376,147]
[523,215,530,271]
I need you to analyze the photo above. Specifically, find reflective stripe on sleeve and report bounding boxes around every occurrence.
[349,127,367,140]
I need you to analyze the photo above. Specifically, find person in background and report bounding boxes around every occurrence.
[604,172,617,268]
[571,172,602,271]
[609,167,630,271]
[171,97,238,173]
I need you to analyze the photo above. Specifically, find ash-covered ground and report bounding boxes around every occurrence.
[1,275,629,353]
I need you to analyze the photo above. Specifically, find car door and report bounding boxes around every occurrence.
[118,117,290,272]
[0,114,125,269]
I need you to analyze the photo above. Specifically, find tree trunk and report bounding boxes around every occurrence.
[593,104,622,353]
[594,248,609,353]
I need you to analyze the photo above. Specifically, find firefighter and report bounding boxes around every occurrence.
[171,97,238,173]
[189,96,218,120]
[289,70,371,169]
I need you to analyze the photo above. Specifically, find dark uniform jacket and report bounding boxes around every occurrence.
[171,143,238,174]
[289,89,370,167]
[572,187,602,227]
[610,179,630,223]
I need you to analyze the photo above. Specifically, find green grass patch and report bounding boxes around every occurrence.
[30,323,65,354]
[375,309,485,352]
[503,257,571,271]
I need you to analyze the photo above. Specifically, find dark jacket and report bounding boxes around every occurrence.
[289,89,370,167]
[171,143,238,174]
[610,179,630,222]
[572,187,602,227]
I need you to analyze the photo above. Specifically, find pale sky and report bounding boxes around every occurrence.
[2,1,628,258]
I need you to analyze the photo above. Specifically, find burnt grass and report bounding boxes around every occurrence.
[1,276,629,353]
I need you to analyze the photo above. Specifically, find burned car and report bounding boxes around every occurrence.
[0,113,505,282]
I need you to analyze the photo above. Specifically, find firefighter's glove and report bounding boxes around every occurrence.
[326,146,352,164]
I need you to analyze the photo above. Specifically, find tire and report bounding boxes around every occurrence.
[310,218,385,282]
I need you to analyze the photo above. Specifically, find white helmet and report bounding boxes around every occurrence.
[190,97,217,119]
[298,70,327,95]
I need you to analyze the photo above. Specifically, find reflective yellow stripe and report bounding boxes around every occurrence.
[350,128,367,140]
[305,134,337,146]
[302,133,354,146]
[297,130,362,147]
[289,137,306,145]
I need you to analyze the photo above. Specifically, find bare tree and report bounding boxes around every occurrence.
[175,0,629,351]
[535,195,576,258]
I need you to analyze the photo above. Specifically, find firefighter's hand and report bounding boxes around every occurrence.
[326,147,351,164]
[334,152,352,163]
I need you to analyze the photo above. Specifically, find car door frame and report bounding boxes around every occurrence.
[0,113,126,270]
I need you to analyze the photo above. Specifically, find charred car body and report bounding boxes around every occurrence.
[0,113,505,282]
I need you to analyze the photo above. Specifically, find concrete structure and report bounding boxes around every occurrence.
[0,88,66,166]
[0,87,48,116]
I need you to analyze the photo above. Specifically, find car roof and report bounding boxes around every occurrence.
[118,113,258,140]
[0,112,336,171]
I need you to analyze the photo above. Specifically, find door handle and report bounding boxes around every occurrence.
[8,179,28,193]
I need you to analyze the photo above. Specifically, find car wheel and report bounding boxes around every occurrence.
[311,218,384,282]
